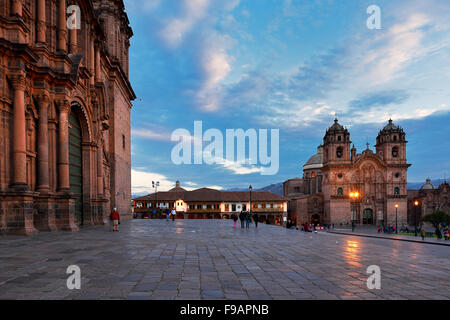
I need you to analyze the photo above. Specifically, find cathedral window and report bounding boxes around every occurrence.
[337,187,343,196]
[337,173,343,179]
[336,147,343,158]
[392,146,399,158]
[395,172,400,178]
[338,135,341,141]
[394,187,400,195]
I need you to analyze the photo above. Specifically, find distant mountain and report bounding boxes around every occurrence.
[226,182,283,196]
[258,183,283,195]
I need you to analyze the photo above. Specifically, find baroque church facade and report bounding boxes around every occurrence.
[0,0,135,235]
[284,119,410,227]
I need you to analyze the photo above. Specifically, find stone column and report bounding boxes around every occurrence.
[95,43,101,82]
[12,0,22,16]
[57,99,71,192]
[90,38,95,85]
[69,25,77,53]
[36,93,50,194]
[57,0,67,52]
[37,0,46,44]
[97,141,104,197]
[10,73,27,190]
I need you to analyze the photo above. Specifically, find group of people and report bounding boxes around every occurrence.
[377,224,402,233]
[431,224,449,240]
[233,211,259,229]
[300,223,325,232]
[165,209,176,221]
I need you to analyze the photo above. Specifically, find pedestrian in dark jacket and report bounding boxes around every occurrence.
[245,212,250,229]
[239,211,245,228]
[253,213,258,228]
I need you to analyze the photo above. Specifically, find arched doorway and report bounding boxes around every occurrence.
[363,208,373,225]
[311,214,320,224]
[69,111,83,225]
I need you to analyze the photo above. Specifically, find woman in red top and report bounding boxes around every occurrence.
[110,208,120,232]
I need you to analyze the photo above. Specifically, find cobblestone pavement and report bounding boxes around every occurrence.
[329,229,450,246]
[0,219,449,300]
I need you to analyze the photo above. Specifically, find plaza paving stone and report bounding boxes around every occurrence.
[0,219,449,300]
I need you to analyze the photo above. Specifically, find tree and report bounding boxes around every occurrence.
[422,210,450,229]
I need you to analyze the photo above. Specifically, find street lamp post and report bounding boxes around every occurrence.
[414,200,419,236]
[394,203,399,234]
[249,185,252,216]
[349,191,359,232]
[152,181,159,218]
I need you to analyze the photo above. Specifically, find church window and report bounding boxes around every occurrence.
[392,146,399,158]
[394,187,400,195]
[395,172,400,178]
[337,173,343,179]
[338,135,341,141]
[337,187,343,196]
[312,172,316,178]
[393,135,397,141]
[122,134,126,149]
[336,147,343,158]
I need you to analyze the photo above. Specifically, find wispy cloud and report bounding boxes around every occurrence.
[159,0,211,49]
[348,90,411,111]
[131,128,172,142]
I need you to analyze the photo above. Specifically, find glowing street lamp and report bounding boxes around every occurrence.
[349,191,360,232]
[394,203,399,234]
[414,200,420,236]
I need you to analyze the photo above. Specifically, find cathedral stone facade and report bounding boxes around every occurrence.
[284,119,410,227]
[0,0,135,235]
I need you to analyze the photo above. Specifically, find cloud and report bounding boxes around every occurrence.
[131,169,223,196]
[348,90,410,111]
[131,128,172,142]
[131,169,176,195]
[354,12,446,86]
[195,32,233,111]
[288,47,349,101]
[159,0,211,49]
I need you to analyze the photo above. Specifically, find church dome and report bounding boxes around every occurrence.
[420,178,435,190]
[380,119,403,133]
[327,118,345,132]
[303,146,323,170]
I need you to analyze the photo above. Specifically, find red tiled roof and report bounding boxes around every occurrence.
[133,188,287,202]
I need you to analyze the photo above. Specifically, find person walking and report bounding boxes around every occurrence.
[110,207,120,232]
[171,209,176,221]
[166,208,170,221]
[253,213,258,228]
[245,212,250,229]
[239,211,245,228]
[420,226,426,241]
[233,214,238,228]
[443,226,449,240]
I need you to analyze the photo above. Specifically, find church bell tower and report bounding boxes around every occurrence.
[322,118,352,165]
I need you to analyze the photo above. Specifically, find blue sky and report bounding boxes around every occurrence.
[124,0,450,195]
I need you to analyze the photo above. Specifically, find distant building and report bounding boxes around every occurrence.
[408,179,450,224]
[133,181,288,225]
[284,119,410,227]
